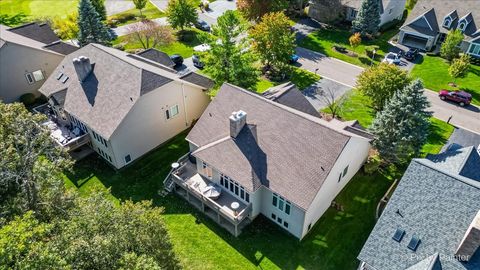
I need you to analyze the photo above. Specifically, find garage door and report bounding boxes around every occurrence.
[402,34,428,50]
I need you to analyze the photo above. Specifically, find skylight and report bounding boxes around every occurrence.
[392,228,405,242]
[407,235,421,251]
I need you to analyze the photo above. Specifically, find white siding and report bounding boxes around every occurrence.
[109,81,209,168]
[0,43,64,103]
[301,136,370,239]
[380,0,406,26]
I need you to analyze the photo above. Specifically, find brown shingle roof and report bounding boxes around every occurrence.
[187,83,367,210]
[8,23,59,44]
[262,82,320,117]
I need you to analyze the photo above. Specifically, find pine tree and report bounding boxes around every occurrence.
[369,79,432,164]
[351,0,381,36]
[90,0,107,21]
[77,0,112,46]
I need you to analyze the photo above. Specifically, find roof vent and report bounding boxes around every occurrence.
[56,72,63,80]
[229,110,247,138]
[392,228,405,242]
[407,235,421,251]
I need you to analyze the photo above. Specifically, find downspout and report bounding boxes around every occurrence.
[181,83,188,126]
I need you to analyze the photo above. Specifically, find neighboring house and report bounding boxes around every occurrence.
[308,0,406,26]
[164,83,373,239]
[398,0,480,55]
[38,43,213,168]
[358,146,480,269]
[0,23,78,103]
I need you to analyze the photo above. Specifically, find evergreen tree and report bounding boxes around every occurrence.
[77,0,112,46]
[369,79,432,164]
[202,10,259,90]
[90,0,107,21]
[351,0,381,36]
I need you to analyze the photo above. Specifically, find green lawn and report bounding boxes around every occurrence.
[64,130,400,270]
[410,55,480,106]
[334,89,455,156]
[253,67,320,93]
[0,0,78,19]
[108,1,165,26]
[299,28,398,67]
[113,29,203,58]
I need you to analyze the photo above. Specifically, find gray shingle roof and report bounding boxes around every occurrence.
[8,22,59,44]
[262,82,320,117]
[179,72,214,90]
[402,0,480,39]
[427,146,480,181]
[39,44,203,139]
[136,48,175,68]
[0,24,64,56]
[43,41,79,55]
[187,83,370,210]
[358,149,480,270]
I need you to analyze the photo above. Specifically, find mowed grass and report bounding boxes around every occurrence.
[108,1,165,26]
[0,0,78,19]
[64,128,399,269]
[410,55,480,106]
[300,28,398,67]
[113,29,203,58]
[335,89,454,156]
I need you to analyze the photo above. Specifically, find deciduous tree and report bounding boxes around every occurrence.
[250,12,295,76]
[201,10,259,89]
[448,54,470,84]
[77,0,112,46]
[166,0,198,32]
[51,12,79,40]
[356,62,411,111]
[369,79,432,164]
[317,86,349,119]
[349,32,361,52]
[237,0,288,21]
[441,29,464,61]
[0,102,73,219]
[126,20,175,49]
[133,0,148,17]
[351,0,381,36]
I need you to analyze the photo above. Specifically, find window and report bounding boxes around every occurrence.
[458,21,467,31]
[308,223,312,231]
[279,199,284,211]
[271,213,276,220]
[388,8,392,14]
[338,173,342,183]
[202,161,212,178]
[240,188,245,200]
[284,221,289,228]
[25,73,34,84]
[277,217,282,224]
[229,181,234,192]
[343,165,349,177]
[32,70,44,82]
[245,193,250,203]
[108,155,112,162]
[468,43,480,56]
[443,18,451,27]
[234,184,239,196]
[166,105,179,119]
[285,203,291,215]
[272,194,277,207]
[350,9,357,18]
[125,154,131,163]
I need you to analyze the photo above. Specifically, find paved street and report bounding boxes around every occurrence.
[198,0,237,26]
[105,0,134,15]
[296,46,480,134]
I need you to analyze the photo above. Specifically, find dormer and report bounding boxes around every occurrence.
[458,13,473,32]
[443,10,458,29]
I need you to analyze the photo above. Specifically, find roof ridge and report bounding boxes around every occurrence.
[456,146,475,174]
[223,83,357,140]
[90,43,142,72]
[192,136,232,155]
[413,158,480,189]
[7,22,36,30]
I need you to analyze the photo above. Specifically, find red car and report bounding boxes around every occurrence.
[438,90,472,107]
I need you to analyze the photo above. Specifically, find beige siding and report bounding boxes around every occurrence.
[301,136,370,239]
[0,42,64,103]
[380,0,406,26]
[109,81,209,168]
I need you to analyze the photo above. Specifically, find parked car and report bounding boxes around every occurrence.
[192,54,204,69]
[438,90,472,107]
[382,52,401,65]
[290,54,299,63]
[194,20,210,31]
[404,48,419,61]
[193,43,211,52]
[170,54,184,67]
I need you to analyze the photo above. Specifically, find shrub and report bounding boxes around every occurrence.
[106,19,118,28]
[113,43,125,51]
[365,45,379,58]
[333,43,347,53]
[112,13,136,23]
[20,93,36,106]
[364,154,381,174]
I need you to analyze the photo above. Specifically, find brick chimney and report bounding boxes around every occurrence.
[73,56,92,82]
[229,110,247,138]
[455,210,480,262]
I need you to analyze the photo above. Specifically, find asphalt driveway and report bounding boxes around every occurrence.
[303,78,351,111]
